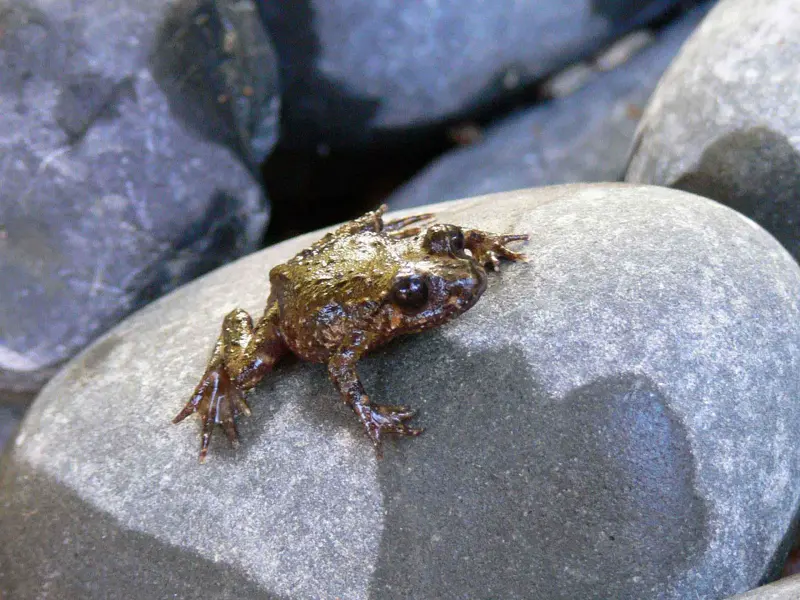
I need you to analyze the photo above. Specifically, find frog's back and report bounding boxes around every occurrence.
[268,231,402,358]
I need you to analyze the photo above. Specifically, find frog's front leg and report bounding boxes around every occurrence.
[463,229,529,271]
[173,304,288,462]
[327,337,423,455]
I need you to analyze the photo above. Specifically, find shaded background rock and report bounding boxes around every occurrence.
[3,185,800,599]
[151,0,281,170]
[0,405,21,455]
[0,0,279,395]
[259,1,714,241]
[258,0,705,148]
[625,0,800,260]
[387,4,711,210]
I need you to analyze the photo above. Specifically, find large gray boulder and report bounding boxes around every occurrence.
[259,0,704,146]
[725,575,800,600]
[3,185,800,599]
[625,0,800,261]
[0,0,279,394]
[387,5,711,210]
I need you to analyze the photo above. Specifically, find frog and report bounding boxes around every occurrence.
[173,204,528,462]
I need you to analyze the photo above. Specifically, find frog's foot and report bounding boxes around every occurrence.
[464,230,529,271]
[353,402,423,454]
[173,367,251,463]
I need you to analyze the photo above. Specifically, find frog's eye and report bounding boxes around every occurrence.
[424,225,466,256]
[391,273,429,311]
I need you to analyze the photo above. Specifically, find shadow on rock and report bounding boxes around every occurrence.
[364,336,708,599]
[0,461,284,600]
[673,127,800,261]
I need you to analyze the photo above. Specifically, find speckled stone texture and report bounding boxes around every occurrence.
[0,0,278,394]
[3,185,800,599]
[258,0,702,146]
[625,0,800,261]
[387,5,711,211]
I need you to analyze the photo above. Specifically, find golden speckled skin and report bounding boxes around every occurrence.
[174,205,527,462]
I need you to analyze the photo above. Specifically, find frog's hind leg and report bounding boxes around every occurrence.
[383,211,436,239]
[335,204,435,238]
[173,304,287,463]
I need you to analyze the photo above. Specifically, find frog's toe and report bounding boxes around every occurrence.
[495,235,528,262]
[375,404,417,420]
[173,367,250,463]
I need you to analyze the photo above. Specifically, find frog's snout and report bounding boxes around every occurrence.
[446,267,487,311]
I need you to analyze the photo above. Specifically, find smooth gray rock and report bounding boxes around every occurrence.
[3,185,800,599]
[724,576,800,600]
[0,0,277,393]
[258,0,703,146]
[387,5,711,211]
[625,0,800,261]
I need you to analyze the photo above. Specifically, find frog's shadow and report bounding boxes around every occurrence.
[237,332,710,598]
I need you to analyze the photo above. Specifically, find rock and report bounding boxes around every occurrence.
[0,0,278,393]
[724,576,800,600]
[258,0,704,147]
[387,5,710,211]
[3,184,800,599]
[0,406,21,455]
[625,0,800,262]
[151,0,281,168]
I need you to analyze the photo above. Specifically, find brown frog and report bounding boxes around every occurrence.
[174,205,527,462]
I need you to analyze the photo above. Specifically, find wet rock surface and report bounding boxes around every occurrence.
[625,0,800,261]
[387,5,711,210]
[3,185,800,599]
[0,0,278,393]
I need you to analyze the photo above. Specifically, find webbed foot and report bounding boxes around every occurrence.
[173,367,251,463]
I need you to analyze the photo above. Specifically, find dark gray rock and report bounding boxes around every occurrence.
[625,0,800,262]
[258,0,704,147]
[0,0,278,393]
[724,576,800,600]
[386,5,711,211]
[0,406,21,455]
[151,0,281,168]
[3,185,800,599]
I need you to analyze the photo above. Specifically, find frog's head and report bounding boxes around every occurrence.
[382,224,488,334]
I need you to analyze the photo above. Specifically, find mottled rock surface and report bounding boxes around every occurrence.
[387,5,710,210]
[258,0,703,146]
[3,185,800,599]
[0,0,278,393]
[625,0,800,261]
